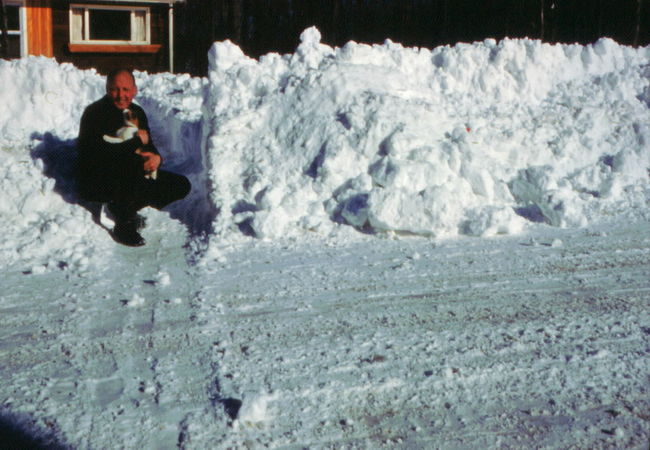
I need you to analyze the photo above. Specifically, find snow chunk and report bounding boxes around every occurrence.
[234,392,278,429]
[126,294,146,308]
[208,40,249,73]
[156,271,171,286]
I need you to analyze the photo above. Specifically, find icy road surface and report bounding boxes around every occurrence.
[1,214,649,449]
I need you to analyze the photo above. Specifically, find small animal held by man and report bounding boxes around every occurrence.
[103,109,157,180]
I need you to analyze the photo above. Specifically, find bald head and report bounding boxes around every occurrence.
[106,69,137,110]
[106,69,136,89]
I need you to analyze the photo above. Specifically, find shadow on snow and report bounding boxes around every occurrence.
[0,409,70,450]
[29,132,213,247]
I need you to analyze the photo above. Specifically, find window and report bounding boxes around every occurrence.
[3,1,26,58]
[6,4,20,33]
[70,4,150,45]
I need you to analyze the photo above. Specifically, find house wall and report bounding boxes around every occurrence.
[51,0,169,74]
[26,0,54,57]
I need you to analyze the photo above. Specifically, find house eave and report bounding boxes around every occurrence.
[72,0,184,4]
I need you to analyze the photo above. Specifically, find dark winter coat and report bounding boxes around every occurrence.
[76,95,160,201]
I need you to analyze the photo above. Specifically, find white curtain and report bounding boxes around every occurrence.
[132,10,146,42]
[70,8,84,42]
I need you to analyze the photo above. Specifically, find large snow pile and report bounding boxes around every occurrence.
[0,29,649,265]
[205,28,650,239]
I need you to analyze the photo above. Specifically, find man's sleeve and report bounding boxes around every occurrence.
[135,107,160,156]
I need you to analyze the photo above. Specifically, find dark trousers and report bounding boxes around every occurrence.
[77,158,191,222]
[108,170,191,221]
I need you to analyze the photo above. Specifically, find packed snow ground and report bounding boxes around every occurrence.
[1,29,649,448]
[2,221,649,448]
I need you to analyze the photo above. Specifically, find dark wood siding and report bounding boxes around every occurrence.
[5,35,22,58]
[175,0,650,77]
[52,0,169,74]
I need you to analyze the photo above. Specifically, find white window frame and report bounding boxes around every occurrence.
[69,4,151,45]
[5,0,27,56]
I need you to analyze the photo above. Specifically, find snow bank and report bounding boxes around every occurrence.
[205,28,650,239]
[0,30,649,266]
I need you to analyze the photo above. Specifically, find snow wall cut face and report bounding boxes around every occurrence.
[205,28,650,240]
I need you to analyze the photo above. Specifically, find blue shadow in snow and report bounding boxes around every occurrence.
[0,410,70,450]
[29,132,207,239]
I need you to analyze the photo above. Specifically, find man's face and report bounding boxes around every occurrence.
[107,72,137,110]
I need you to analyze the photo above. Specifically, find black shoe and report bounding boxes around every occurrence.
[132,214,147,231]
[113,221,145,247]
[105,202,123,221]
[106,203,146,231]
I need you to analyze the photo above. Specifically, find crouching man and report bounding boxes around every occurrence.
[76,69,191,246]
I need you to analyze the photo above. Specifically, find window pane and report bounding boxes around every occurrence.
[71,8,84,41]
[7,5,20,32]
[132,10,146,42]
[89,9,130,41]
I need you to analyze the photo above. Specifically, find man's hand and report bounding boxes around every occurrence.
[136,129,149,146]
[139,151,161,172]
